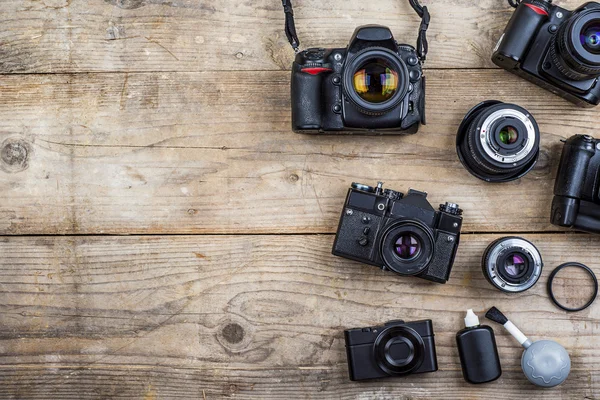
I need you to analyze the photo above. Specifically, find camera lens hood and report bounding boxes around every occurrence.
[373,325,425,376]
[456,101,540,183]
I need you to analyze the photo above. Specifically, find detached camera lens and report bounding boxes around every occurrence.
[456,101,540,183]
[353,58,399,104]
[482,237,543,293]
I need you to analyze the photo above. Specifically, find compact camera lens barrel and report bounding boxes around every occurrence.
[456,101,540,183]
[482,237,543,293]
[373,325,425,376]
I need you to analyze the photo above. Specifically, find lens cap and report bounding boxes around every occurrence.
[456,101,540,183]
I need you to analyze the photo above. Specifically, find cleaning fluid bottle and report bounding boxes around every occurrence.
[456,309,502,384]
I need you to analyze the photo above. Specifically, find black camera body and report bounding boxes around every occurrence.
[551,135,600,233]
[493,0,600,107]
[344,319,438,381]
[291,25,426,134]
[332,182,463,284]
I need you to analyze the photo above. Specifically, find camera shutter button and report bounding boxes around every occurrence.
[407,56,419,66]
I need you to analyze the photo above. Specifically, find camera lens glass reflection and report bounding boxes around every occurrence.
[353,58,399,103]
[499,125,519,145]
[395,234,421,260]
[504,253,527,278]
[581,21,600,54]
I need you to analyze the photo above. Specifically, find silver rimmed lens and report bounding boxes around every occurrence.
[479,108,537,165]
[482,237,543,293]
[456,101,541,183]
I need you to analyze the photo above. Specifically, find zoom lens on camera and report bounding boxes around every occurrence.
[482,237,543,293]
[456,101,540,183]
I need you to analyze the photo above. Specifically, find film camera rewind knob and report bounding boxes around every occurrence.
[440,202,463,215]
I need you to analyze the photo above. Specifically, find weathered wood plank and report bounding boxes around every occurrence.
[0,234,597,399]
[0,69,596,234]
[0,0,586,73]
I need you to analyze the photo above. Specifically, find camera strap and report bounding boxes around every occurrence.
[281,0,431,61]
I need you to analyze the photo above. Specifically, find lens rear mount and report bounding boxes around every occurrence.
[456,101,540,183]
[373,325,425,376]
[482,237,543,293]
[343,47,409,116]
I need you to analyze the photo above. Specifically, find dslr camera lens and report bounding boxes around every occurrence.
[482,237,543,293]
[456,101,541,183]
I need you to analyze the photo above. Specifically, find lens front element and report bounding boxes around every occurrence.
[581,21,600,54]
[353,58,399,104]
[394,234,421,260]
[499,125,519,145]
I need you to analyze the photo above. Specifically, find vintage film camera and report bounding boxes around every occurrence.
[282,0,430,133]
[332,182,463,284]
[344,319,438,381]
[493,0,600,107]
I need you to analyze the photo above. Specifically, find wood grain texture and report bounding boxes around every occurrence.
[0,0,587,73]
[1,69,599,235]
[0,234,598,399]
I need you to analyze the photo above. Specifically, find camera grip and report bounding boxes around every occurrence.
[553,136,596,199]
[291,64,323,132]
[493,1,549,67]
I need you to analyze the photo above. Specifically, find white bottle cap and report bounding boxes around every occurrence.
[464,309,480,328]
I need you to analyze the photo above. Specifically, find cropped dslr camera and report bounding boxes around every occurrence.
[551,134,600,233]
[281,1,430,133]
[493,0,600,107]
[332,182,463,284]
[344,319,438,381]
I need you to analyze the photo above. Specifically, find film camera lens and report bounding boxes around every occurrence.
[344,48,409,115]
[456,101,540,183]
[373,325,425,376]
[550,11,600,80]
[482,237,543,293]
[380,221,434,276]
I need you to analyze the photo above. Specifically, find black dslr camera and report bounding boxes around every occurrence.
[332,182,463,284]
[281,1,430,133]
[551,135,600,233]
[493,0,600,107]
[344,319,438,381]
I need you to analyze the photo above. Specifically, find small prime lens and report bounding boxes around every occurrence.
[380,221,434,276]
[394,234,421,260]
[353,58,399,104]
[456,101,540,183]
[482,237,543,293]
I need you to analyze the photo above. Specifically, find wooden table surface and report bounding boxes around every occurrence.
[1,0,599,398]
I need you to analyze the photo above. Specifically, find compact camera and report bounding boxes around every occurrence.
[344,319,438,381]
[291,26,426,133]
[551,134,600,233]
[332,182,463,284]
[493,0,600,107]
